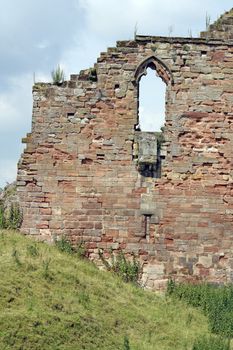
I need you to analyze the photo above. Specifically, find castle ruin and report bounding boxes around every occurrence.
[17,10,233,289]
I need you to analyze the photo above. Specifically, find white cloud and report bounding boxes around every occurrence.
[77,0,232,40]
[0,0,84,86]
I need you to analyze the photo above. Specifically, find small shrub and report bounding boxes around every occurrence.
[6,203,22,229]
[183,44,191,51]
[0,203,22,229]
[76,241,87,258]
[51,65,65,85]
[55,236,87,258]
[192,335,230,350]
[99,249,141,284]
[55,236,73,254]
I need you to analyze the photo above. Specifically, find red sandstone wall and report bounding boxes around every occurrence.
[17,16,233,289]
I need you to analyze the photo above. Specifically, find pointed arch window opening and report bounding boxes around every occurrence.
[137,66,166,133]
[133,57,172,178]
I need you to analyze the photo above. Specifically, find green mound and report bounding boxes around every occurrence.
[0,230,212,349]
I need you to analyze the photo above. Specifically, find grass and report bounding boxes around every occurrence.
[0,230,219,349]
[192,335,230,350]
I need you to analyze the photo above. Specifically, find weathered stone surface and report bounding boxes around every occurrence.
[17,9,233,290]
[135,132,158,164]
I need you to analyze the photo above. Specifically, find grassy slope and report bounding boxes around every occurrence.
[0,230,212,350]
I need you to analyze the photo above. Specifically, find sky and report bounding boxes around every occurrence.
[0,0,232,188]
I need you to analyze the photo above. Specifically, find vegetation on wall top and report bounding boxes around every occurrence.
[51,65,65,85]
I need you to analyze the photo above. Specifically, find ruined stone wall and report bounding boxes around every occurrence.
[18,11,233,289]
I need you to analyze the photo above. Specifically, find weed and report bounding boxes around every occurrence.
[42,258,53,281]
[99,249,141,284]
[88,68,97,82]
[55,236,73,254]
[55,236,87,259]
[123,335,131,350]
[188,28,193,38]
[11,248,21,266]
[76,241,86,258]
[0,203,22,229]
[183,44,191,51]
[27,244,39,257]
[134,21,138,39]
[168,25,173,37]
[6,203,22,229]
[205,12,211,31]
[167,278,176,295]
[51,65,65,85]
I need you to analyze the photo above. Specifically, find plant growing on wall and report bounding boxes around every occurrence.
[99,248,141,284]
[205,13,211,30]
[51,65,65,85]
[88,68,97,82]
